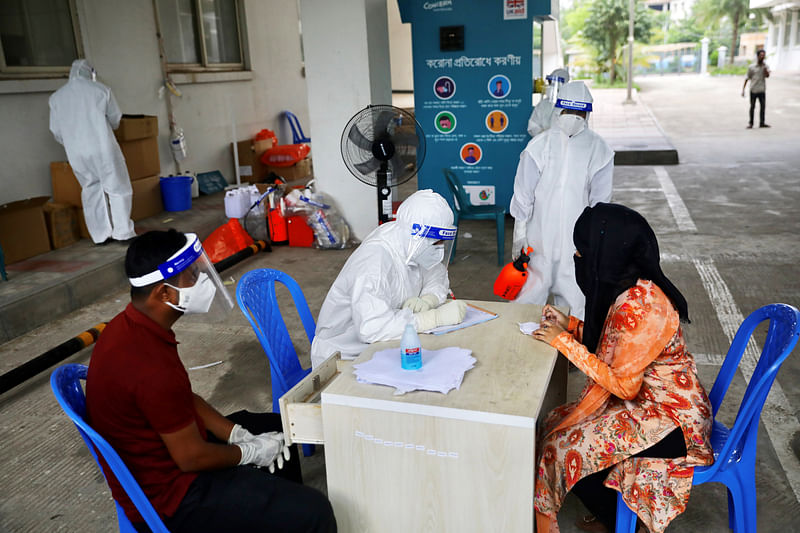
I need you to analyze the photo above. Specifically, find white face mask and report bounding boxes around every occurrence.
[165,272,217,314]
[558,114,586,137]
[416,244,445,270]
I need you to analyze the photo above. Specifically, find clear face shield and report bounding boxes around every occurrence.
[128,233,234,318]
[406,223,457,270]
[544,75,565,102]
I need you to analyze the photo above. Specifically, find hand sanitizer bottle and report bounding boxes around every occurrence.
[400,322,423,370]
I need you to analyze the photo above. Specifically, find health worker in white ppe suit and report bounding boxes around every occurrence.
[310,189,467,368]
[49,59,136,244]
[527,68,570,137]
[510,81,614,320]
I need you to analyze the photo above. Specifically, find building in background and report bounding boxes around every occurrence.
[750,0,799,70]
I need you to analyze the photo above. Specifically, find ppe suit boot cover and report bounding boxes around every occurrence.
[107,192,136,240]
[78,170,113,243]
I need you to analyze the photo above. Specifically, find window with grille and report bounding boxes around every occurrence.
[156,0,245,71]
[0,0,81,75]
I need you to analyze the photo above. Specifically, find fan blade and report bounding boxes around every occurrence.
[390,130,419,149]
[387,153,416,185]
[348,125,373,151]
[354,158,382,175]
[373,108,397,136]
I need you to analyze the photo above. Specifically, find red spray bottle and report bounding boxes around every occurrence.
[493,247,533,300]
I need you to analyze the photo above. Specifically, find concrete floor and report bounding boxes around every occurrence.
[2,73,800,532]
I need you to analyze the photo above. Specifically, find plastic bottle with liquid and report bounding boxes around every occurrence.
[400,322,422,370]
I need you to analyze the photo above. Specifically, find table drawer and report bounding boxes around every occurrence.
[279,352,345,445]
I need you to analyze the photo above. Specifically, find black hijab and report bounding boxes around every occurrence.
[573,203,689,353]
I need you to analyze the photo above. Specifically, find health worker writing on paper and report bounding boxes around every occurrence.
[310,190,467,368]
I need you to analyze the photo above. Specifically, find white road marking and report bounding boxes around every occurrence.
[654,166,697,232]
[692,257,800,502]
[615,187,663,193]
[692,353,726,366]
[655,165,800,502]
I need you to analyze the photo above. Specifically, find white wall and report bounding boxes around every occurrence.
[300,0,392,240]
[388,0,413,91]
[0,0,309,206]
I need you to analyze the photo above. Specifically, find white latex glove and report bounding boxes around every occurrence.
[415,300,467,331]
[402,293,439,313]
[236,431,284,469]
[227,423,254,445]
[512,218,528,261]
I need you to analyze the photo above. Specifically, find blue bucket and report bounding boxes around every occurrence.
[160,176,193,211]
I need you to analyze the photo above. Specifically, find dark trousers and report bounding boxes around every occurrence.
[569,428,687,531]
[749,92,766,126]
[134,410,336,533]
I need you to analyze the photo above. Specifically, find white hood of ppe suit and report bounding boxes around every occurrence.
[310,190,454,368]
[527,68,571,137]
[49,59,134,243]
[510,81,613,319]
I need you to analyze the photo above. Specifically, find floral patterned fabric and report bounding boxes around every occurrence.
[534,280,713,533]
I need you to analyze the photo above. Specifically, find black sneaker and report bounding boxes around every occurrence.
[746,124,753,129]
[759,124,771,128]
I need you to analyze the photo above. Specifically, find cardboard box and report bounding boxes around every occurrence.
[51,161,83,207]
[266,157,313,181]
[114,114,158,142]
[0,196,52,264]
[131,175,164,221]
[253,137,274,155]
[120,137,161,180]
[43,202,80,249]
[234,140,268,183]
[76,208,90,239]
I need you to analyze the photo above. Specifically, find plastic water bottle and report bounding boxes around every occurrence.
[400,322,422,370]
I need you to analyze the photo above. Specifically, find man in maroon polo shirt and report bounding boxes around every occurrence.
[86,229,335,532]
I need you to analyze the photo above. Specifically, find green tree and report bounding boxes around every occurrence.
[694,0,749,64]
[583,0,654,82]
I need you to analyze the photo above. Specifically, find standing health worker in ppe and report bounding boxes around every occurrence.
[49,59,136,244]
[510,81,614,320]
[310,189,467,368]
[527,68,570,137]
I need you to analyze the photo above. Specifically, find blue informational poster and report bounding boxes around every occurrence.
[398,0,549,210]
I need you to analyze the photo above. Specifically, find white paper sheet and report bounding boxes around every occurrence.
[518,322,540,335]
[353,346,476,395]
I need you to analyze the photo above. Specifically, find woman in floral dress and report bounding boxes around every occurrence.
[531,203,714,533]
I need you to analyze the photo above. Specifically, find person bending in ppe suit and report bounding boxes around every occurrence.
[49,59,136,244]
[311,189,467,368]
[510,81,614,320]
[527,68,570,138]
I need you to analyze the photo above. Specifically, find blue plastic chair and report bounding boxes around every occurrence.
[442,169,507,265]
[283,110,311,144]
[615,303,800,533]
[50,364,169,533]
[236,268,316,456]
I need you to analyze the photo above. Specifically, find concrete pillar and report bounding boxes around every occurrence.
[766,21,775,57]
[717,46,727,68]
[776,12,786,65]
[299,0,392,240]
[700,37,710,74]
[790,10,798,49]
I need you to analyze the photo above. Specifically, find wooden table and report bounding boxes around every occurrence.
[281,300,567,533]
